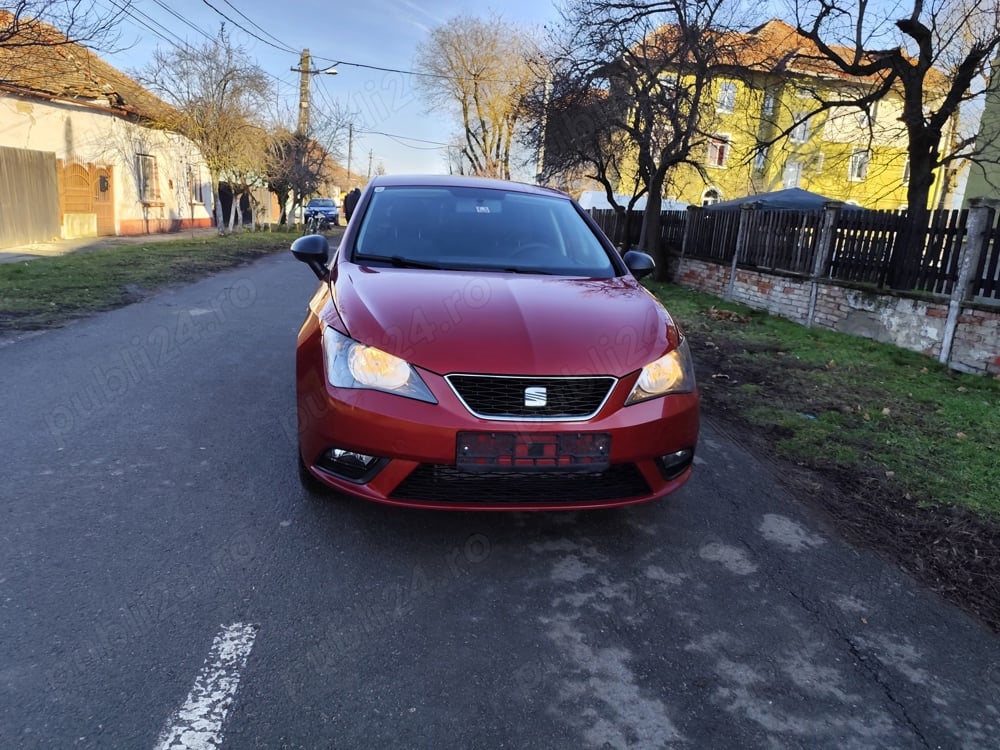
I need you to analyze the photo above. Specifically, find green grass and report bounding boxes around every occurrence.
[0,230,305,331]
[646,280,1000,518]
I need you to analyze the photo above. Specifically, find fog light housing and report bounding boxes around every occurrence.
[316,448,387,482]
[656,448,694,480]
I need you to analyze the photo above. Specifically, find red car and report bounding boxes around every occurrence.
[292,175,699,510]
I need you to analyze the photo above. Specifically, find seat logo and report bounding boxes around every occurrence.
[524,387,547,407]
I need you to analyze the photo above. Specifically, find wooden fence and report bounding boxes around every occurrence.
[589,204,1000,303]
[976,218,1000,300]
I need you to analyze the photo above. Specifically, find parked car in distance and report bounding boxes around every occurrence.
[290,174,700,511]
[304,197,340,227]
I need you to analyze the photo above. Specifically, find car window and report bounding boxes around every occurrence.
[309,199,334,207]
[353,186,618,277]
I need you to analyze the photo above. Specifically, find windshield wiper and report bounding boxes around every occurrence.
[355,254,444,270]
[500,267,555,275]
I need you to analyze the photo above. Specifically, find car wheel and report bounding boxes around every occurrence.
[298,450,332,497]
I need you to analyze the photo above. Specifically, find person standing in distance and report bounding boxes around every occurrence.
[344,187,362,222]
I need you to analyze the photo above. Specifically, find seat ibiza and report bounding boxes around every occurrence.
[291,175,699,510]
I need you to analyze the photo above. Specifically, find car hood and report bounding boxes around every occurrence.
[331,265,674,377]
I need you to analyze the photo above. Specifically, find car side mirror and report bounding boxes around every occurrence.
[623,250,655,280]
[291,234,331,279]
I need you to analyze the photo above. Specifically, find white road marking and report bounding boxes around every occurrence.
[153,622,258,750]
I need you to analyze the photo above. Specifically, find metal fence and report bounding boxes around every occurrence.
[0,145,61,249]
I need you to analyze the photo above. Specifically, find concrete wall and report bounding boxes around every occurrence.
[670,256,1000,377]
[0,92,213,237]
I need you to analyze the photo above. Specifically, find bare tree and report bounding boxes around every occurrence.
[223,123,271,232]
[265,129,334,226]
[135,26,271,234]
[0,1,131,54]
[264,129,299,226]
[415,14,539,180]
[792,0,1000,286]
[524,76,647,245]
[544,0,745,275]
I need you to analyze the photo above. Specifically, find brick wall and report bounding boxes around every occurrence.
[671,256,1000,377]
[951,308,1000,376]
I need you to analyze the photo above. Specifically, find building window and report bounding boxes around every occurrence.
[849,149,870,181]
[135,153,159,202]
[902,157,910,184]
[706,135,730,167]
[702,187,722,206]
[783,160,802,188]
[753,145,769,171]
[761,90,776,117]
[789,117,811,144]
[856,102,878,129]
[188,167,204,204]
[717,81,737,113]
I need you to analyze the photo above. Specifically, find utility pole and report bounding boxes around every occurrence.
[368,149,374,180]
[291,49,337,135]
[295,49,311,134]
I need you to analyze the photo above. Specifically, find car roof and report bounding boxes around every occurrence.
[367,174,571,200]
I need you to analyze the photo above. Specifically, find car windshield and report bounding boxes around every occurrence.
[309,199,335,207]
[352,185,619,277]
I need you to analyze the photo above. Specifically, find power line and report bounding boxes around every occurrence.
[100,0,199,51]
[357,129,451,150]
[148,0,217,45]
[309,56,527,86]
[199,0,297,54]
[218,0,297,54]
[99,1,489,155]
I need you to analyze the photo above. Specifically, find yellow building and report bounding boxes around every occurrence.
[630,20,956,210]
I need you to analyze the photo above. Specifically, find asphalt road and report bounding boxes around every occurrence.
[1,251,998,749]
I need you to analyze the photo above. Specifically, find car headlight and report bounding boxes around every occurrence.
[625,336,697,405]
[322,327,437,403]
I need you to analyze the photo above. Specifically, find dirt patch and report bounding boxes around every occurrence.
[692,332,1000,633]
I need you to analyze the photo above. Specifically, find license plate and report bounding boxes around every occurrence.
[456,432,610,472]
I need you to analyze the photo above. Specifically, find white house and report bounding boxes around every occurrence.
[0,11,213,247]
[576,190,688,211]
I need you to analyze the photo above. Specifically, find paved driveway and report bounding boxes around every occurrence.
[1,252,998,748]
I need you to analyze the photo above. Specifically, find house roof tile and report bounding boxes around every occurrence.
[0,10,177,123]
[644,18,950,91]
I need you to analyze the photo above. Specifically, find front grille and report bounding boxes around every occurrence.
[446,375,616,420]
[390,464,651,505]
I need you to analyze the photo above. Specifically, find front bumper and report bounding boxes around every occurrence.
[296,327,699,511]
[306,211,339,222]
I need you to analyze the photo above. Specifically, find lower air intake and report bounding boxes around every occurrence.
[390,464,650,505]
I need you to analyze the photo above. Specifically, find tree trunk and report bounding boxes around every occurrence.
[885,149,934,289]
[273,187,290,225]
[643,180,666,281]
[615,206,628,249]
[210,170,226,235]
[228,193,239,234]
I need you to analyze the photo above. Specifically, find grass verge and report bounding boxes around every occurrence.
[645,280,1000,518]
[0,230,307,331]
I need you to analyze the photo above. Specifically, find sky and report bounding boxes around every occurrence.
[97,0,565,181]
